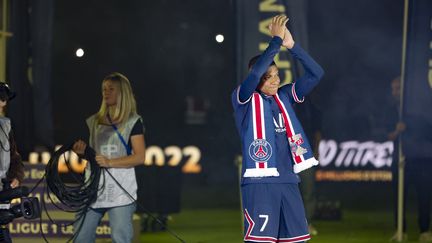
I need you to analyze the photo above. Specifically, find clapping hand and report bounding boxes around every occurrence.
[282,26,295,49]
[269,15,288,39]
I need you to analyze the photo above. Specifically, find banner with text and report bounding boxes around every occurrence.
[317,140,393,182]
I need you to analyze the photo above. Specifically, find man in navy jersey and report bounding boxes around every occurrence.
[232,15,324,242]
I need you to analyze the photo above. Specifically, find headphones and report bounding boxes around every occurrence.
[0,82,16,102]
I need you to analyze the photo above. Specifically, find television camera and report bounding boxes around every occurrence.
[0,179,40,242]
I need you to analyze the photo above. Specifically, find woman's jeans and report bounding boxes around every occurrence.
[73,203,136,243]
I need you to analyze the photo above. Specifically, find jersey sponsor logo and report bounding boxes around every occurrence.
[248,139,273,162]
[273,113,286,133]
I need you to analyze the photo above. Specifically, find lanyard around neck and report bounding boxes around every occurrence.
[106,114,132,155]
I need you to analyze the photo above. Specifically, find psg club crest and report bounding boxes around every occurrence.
[249,139,272,162]
[289,134,307,156]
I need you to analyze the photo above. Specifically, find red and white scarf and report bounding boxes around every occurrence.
[243,92,318,177]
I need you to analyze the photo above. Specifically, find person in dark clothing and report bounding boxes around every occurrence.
[0,82,24,188]
[385,77,432,242]
[295,98,322,236]
[0,82,25,243]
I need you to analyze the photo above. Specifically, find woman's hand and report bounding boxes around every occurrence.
[96,155,111,167]
[10,178,19,189]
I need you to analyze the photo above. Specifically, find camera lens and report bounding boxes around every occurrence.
[22,201,32,217]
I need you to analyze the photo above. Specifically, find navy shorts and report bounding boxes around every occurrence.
[241,183,310,243]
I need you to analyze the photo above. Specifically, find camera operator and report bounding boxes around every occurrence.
[0,82,24,242]
[0,82,23,189]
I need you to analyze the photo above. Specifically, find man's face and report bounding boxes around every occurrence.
[0,99,6,109]
[259,65,280,96]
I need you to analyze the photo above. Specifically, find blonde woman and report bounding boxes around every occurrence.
[73,73,145,243]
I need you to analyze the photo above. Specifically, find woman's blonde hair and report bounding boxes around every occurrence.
[96,72,137,124]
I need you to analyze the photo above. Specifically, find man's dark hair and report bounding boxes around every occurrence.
[0,83,16,102]
[248,55,276,70]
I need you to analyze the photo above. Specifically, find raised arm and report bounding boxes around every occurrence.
[238,15,288,103]
[280,27,324,100]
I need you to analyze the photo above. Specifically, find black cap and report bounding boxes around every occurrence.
[0,82,16,101]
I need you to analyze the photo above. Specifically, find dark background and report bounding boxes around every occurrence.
[6,0,405,209]
[52,0,403,166]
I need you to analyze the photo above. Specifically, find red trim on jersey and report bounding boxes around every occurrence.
[253,93,263,139]
[278,235,311,242]
[291,83,304,103]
